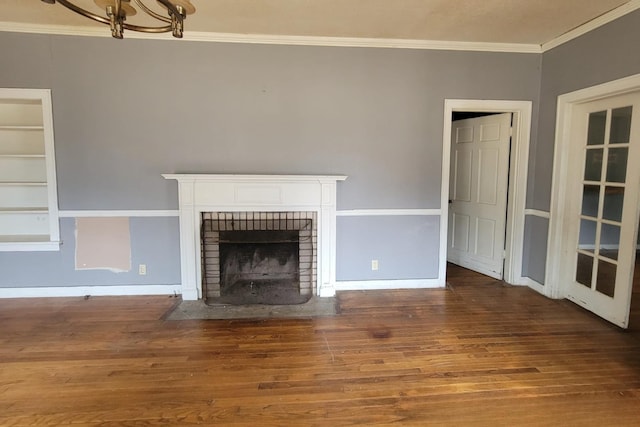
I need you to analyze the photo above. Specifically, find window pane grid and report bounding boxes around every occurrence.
[574,105,634,296]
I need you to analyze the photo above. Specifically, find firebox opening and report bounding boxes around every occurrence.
[217,230,309,305]
[201,211,317,306]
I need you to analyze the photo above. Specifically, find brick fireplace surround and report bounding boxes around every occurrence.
[162,174,347,300]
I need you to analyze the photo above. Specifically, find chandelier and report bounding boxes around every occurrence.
[41,0,196,39]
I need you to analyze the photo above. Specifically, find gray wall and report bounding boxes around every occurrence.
[521,9,640,284]
[522,215,548,284]
[0,217,180,287]
[0,31,541,287]
[336,216,440,280]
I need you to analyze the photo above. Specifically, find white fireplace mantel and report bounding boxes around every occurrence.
[162,174,347,300]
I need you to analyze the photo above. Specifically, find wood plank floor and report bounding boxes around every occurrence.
[1,265,640,426]
[627,252,640,332]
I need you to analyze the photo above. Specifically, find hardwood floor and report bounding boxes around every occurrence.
[627,252,640,332]
[2,266,640,426]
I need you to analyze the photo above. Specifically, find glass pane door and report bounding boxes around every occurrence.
[568,92,640,328]
[576,107,631,297]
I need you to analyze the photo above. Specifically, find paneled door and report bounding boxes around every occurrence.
[564,92,640,328]
[447,113,512,279]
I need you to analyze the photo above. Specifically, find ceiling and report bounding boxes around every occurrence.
[0,0,636,50]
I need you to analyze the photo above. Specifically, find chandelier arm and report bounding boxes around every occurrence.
[121,23,173,33]
[132,0,171,23]
[46,0,188,37]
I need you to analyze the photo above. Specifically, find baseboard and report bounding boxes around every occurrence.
[0,284,181,298]
[517,277,545,295]
[335,278,444,291]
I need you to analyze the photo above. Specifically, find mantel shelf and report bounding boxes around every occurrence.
[162,174,348,183]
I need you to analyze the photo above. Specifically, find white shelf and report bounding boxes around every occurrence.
[0,89,59,251]
[0,125,45,131]
[0,127,45,156]
[0,154,46,158]
[0,211,49,236]
[0,207,48,213]
[0,181,47,186]
[0,234,50,242]
[0,236,60,252]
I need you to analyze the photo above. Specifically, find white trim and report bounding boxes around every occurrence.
[442,100,532,286]
[335,279,443,291]
[170,32,541,53]
[59,210,179,218]
[3,0,639,54]
[0,89,60,251]
[0,241,60,252]
[40,90,60,244]
[0,22,541,53]
[542,0,640,52]
[162,174,348,182]
[336,209,440,217]
[547,73,640,300]
[517,277,546,295]
[524,209,551,219]
[554,73,640,105]
[578,244,632,251]
[0,284,181,298]
[162,174,346,300]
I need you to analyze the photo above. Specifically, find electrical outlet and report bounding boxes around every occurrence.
[371,260,379,271]
[138,264,147,275]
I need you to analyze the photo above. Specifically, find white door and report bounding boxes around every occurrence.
[447,113,512,279]
[563,92,640,328]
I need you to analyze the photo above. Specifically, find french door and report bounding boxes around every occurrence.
[564,91,640,328]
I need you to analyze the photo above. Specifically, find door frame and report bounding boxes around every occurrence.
[547,73,640,300]
[441,100,533,285]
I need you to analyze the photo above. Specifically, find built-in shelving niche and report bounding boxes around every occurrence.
[0,89,59,251]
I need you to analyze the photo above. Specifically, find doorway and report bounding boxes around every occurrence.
[441,100,533,286]
[448,112,511,279]
[547,74,640,328]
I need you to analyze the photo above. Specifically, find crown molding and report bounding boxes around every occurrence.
[0,21,541,53]
[541,0,640,52]
[183,32,542,53]
[0,22,112,39]
[4,0,639,56]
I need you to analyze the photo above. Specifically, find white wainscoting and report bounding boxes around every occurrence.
[2,210,180,299]
[335,208,444,290]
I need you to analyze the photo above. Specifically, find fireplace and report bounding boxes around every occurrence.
[201,211,317,304]
[162,174,347,300]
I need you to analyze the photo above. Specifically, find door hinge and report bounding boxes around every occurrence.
[509,127,513,137]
